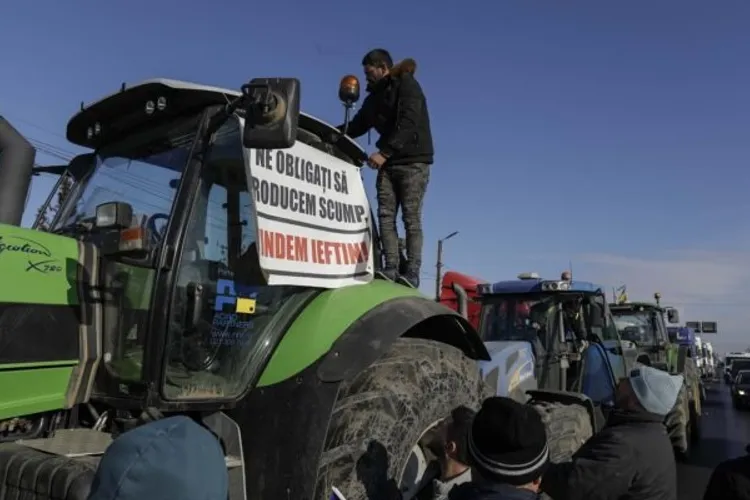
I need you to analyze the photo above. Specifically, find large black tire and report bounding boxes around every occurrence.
[314,338,491,500]
[665,383,690,459]
[531,401,593,463]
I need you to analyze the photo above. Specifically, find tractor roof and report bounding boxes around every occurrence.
[479,278,602,296]
[609,302,663,312]
[66,78,365,164]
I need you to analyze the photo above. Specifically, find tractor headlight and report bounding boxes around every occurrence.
[739,390,745,396]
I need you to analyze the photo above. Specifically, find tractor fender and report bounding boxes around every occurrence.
[317,295,490,383]
[527,389,601,433]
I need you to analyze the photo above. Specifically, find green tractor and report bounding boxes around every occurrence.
[0,77,491,500]
[609,294,701,459]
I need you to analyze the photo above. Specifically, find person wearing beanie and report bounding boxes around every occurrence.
[542,365,683,500]
[449,397,549,500]
[87,415,228,500]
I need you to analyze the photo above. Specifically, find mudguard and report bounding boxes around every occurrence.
[318,295,490,383]
[581,343,618,406]
[480,341,537,402]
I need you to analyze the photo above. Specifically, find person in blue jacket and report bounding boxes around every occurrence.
[87,415,228,500]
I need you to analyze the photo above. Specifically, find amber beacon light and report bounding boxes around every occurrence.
[338,75,360,106]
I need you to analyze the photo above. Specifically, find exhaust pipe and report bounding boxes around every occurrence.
[452,282,469,319]
[0,116,36,226]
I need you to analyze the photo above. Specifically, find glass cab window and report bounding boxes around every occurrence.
[163,116,307,400]
[54,113,203,386]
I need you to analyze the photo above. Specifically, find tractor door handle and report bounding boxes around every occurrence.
[185,282,205,330]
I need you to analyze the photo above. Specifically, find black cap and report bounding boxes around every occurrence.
[468,397,549,486]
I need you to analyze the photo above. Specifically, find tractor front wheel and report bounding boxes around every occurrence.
[314,338,490,500]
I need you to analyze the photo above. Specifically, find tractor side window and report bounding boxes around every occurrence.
[163,116,305,400]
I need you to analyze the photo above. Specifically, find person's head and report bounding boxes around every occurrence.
[362,48,393,85]
[87,416,228,500]
[468,397,549,492]
[442,406,475,467]
[615,366,684,415]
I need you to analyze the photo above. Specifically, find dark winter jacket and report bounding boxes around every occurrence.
[541,410,677,500]
[702,448,750,500]
[449,480,541,500]
[338,58,434,166]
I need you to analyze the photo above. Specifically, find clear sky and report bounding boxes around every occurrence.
[2,0,749,352]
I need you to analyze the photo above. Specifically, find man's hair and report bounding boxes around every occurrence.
[446,406,475,465]
[362,49,393,69]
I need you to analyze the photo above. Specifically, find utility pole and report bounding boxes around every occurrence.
[435,231,459,300]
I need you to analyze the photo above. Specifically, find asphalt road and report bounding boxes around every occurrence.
[677,379,750,500]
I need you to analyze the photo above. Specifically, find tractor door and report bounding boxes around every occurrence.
[160,115,313,402]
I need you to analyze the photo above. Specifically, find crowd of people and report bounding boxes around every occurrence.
[83,363,750,500]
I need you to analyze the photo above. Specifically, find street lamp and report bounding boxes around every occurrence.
[435,231,459,300]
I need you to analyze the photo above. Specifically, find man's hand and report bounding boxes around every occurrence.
[368,152,388,169]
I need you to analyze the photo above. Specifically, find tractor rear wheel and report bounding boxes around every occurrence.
[530,401,593,463]
[314,338,490,500]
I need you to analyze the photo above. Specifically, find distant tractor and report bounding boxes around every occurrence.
[610,295,701,459]
[461,272,632,463]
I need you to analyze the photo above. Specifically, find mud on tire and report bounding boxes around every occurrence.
[530,401,593,463]
[314,338,491,500]
[665,383,690,456]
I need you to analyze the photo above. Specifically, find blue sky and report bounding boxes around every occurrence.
[2,0,749,352]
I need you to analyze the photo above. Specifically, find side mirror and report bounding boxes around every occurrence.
[666,308,679,324]
[242,78,300,150]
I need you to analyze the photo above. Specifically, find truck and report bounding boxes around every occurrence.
[0,76,494,500]
[464,272,632,463]
[610,298,702,459]
[438,270,486,331]
[724,353,750,385]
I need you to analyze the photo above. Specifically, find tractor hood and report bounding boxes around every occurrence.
[479,340,537,402]
[0,117,36,226]
[0,224,101,421]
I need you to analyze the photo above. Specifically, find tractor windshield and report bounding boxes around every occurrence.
[54,113,201,235]
[611,310,659,346]
[479,292,619,350]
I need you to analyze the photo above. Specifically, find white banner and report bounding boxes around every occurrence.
[242,135,374,288]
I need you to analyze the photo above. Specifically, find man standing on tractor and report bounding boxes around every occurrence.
[337,48,434,288]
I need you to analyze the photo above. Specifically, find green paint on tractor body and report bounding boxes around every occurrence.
[0,224,84,422]
[258,280,422,387]
[0,224,79,305]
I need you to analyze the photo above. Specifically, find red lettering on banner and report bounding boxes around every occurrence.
[258,229,369,265]
[259,229,308,262]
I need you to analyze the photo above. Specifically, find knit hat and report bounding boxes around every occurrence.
[468,397,549,486]
[628,365,684,416]
[87,416,228,500]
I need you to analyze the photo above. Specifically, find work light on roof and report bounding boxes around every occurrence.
[517,272,540,280]
[541,280,571,292]
[476,283,492,295]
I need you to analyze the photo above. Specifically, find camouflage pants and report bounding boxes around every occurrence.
[376,163,430,276]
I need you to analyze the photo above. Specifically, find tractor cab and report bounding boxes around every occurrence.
[475,272,631,408]
[1,78,374,417]
[609,299,679,368]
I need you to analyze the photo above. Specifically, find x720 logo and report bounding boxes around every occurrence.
[26,259,63,274]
